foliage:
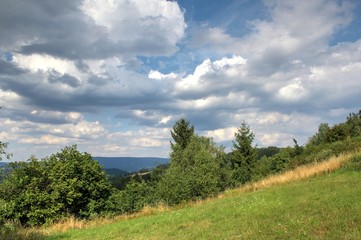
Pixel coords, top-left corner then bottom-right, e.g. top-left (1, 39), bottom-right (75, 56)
top-left (308, 123), bottom-right (331, 145)
top-left (230, 122), bottom-right (257, 184)
top-left (346, 110), bottom-right (361, 137)
top-left (170, 118), bottom-right (195, 151)
top-left (0, 141), bottom-right (12, 161)
top-left (0, 145), bottom-right (112, 226)
top-left (104, 180), bottom-right (154, 216)
top-left (308, 110), bottom-right (361, 145)
top-left (256, 146), bottom-right (281, 160)
top-left (291, 138), bottom-right (303, 157)
top-left (3, 109), bottom-right (361, 230)
top-left (158, 135), bottom-right (227, 205)
top-left (46, 159), bottom-right (361, 240)
top-left (46, 146), bottom-right (112, 218)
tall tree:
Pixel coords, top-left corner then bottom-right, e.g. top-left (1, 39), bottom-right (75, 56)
top-left (230, 122), bottom-right (257, 184)
top-left (170, 118), bottom-right (195, 151)
top-left (158, 135), bottom-right (226, 205)
top-left (308, 123), bottom-right (331, 145)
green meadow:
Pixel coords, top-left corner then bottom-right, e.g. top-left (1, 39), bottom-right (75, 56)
top-left (42, 155), bottom-right (361, 240)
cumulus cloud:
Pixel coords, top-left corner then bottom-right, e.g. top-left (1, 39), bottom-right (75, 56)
top-left (190, 0), bottom-right (353, 75)
top-left (174, 56), bottom-right (248, 98)
top-left (148, 70), bottom-right (178, 80)
top-left (81, 0), bottom-right (185, 56)
top-left (276, 80), bottom-right (309, 102)
top-left (1, 0), bottom-right (361, 160)
top-left (0, 0), bottom-right (185, 60)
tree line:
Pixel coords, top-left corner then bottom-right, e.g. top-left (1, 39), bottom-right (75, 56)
top-left (1, 110), bottom-right (361, 229)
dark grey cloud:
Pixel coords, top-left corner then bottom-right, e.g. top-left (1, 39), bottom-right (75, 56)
top-left (48, 71), bottom-right (81, 88)
top-left (1, 0), bottom-right (185, 61)
top-left (1, 108), bottom-right (81, 125)
top-left (0, 59), bottom-right (26, 75)
top-left (1, 0), bottom-right (361, 160)
top-left (0, 67), bottom-right (171, 113)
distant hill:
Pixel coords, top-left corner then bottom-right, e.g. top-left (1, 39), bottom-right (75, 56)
top-left (0, 162), bottom-right (8, 168)
top-left (104, 168), bottom-right (129, 178)
top-left (94, 157), bottom-right (169, 172)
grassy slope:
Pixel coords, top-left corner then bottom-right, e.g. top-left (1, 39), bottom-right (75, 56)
top-left (44, 154), bottom-right (361, 240)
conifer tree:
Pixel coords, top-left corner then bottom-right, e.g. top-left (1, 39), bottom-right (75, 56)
top-left (231, 121), bottom-right (257, 184)
top-left (170, 118), bottom-right (195, 150)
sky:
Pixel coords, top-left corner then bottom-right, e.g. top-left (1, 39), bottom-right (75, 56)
top-left (1, 0), bottom-right (361, 161)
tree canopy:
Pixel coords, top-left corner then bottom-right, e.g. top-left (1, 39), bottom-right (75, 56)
top-left (230, 122), bottom-right (257, 184)
top-left (0, 145), bottom-right (112, 226)
top-left (158, 135), bottom-right (227, 205)
top-left (170, 118), bottom-right (195, 150)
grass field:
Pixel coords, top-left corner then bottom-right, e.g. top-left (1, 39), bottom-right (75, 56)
top-left (6, 153), bottom-right (361, 240)
top-left (37, 154), bottom-right (361, 240)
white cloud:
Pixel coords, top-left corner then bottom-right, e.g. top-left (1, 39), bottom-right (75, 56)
top-left (204, 127), bottom-right (237, 143)
top-left (148, 70), bottom-right (177, 80)
top-left (81, 0), bottom-right (186, 56)
top-left (19, 135), bottom-right (69, 145)
top-left (159, 116), bottom-right (172, 125)
top-left (277, 80), bottom-right (308, 102)
top-left (1, 0), bottom-right (361, 160)
top-left (13, 54), bottom-right (85, 80)
top-left (259, 133), bottom-right (289, 147)
top-left (174, 55), bottom-right (248, 97)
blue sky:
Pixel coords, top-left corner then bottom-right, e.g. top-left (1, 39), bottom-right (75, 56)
top-left (1, 0), bottom-right (361, 160)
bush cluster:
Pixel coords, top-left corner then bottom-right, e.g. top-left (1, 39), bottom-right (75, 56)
top-left (1, 110), bottom-right (361, 230)
top-left (0, 146), bottom-right (112, 226)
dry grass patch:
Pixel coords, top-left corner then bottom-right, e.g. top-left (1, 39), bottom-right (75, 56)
top-left (227, 151), bottom-right (359, 196)
top-left (36, 203), bottom-right (172, 236)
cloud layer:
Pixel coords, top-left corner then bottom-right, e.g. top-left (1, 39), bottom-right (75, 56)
top-left (1, 0), bottom-right (360, 160)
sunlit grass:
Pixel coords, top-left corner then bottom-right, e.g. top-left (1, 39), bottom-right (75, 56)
top-left (45, 165), bottom-right (361, 239)
top-left (5, 150), bottom-right (360, 239)
top-left (35, 151), bottom-right (361, 240)
top-left (227, 151), bottom-right (356, 195)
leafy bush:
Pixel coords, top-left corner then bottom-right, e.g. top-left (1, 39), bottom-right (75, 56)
top-left (0, 146), bottom-right (112, 226)
top-left (104, 180), bottom-right (155, 215)
top-left (157, 136), bottom-right (226, 205)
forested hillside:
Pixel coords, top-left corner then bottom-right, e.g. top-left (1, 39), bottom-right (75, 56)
top-left (1, 110), bottom-right (361, 237)
top-left (94, 157), bottom-right (169, 172)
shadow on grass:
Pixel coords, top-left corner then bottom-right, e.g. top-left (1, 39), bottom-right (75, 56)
top-left (0, 231), bottom-right (71, 240)
top-left (0, 231), bottom-right (74, 240)
top-left (0, 231), bottom-right (46, 240)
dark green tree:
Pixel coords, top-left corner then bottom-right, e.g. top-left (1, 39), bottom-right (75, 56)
top-left (230, 122), bottom-right (257, 184)
top-left (46, 145), bottom-right (112, 218)
top-left (308, 123), bottom-right (331, 145)
top-left (291, 138), bottom-right (303, 157)
top-left (0, 156), bottom-right (61, 226)
top-left (158, 135), bottom-right (226, 205)
top-left (170, 118), bottom-right (194, 150)
top-left (104, 180), bottom-right (153, 216)
top-left (346, 110), bottom-right (361, 137)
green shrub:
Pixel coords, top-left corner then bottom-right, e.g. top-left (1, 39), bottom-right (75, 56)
top-left (157, 136), bottom-right (226, 205)
top-left (104, 180), bottom-right (155, 215)
top-left (0, 146), bottom-right (112, 226)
